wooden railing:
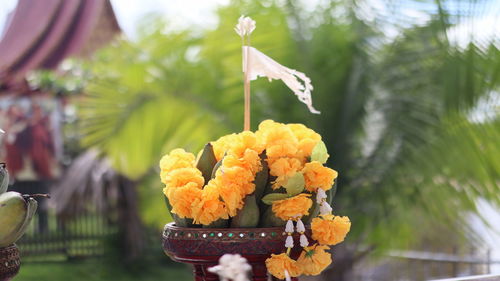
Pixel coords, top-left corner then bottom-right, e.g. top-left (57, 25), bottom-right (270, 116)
top-left (353, 248), bottom-right (500, 281)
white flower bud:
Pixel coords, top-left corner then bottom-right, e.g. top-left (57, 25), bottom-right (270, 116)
top-left (316, 188), bottom-right (327, 203)
top-left (300, 234), bottom-right (309, 247)
top-left (296, 219), bottom-right (305, 233)
top-left (285, 219), bottom-right (294, 233)
top-left (285, 235), bottom-right (294, 248)
top-left (320, 201), bottom-right (333, 215)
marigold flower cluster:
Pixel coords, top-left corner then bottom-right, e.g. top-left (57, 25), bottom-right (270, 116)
top-left (160, 119), bottom-right (351, 279)
top-left (160, 131), bottom-right (263, 225)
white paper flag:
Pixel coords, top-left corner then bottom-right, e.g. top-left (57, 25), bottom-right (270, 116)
top-left (242, 46), bottom-right (320, 114)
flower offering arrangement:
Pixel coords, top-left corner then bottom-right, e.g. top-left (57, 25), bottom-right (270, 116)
top-left (161, 16), bottom-right (351, 281)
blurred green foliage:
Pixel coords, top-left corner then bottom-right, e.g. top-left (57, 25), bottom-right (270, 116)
top-left (70, 0), bottom-right (499, 256)
top-left (15, 261), bottom-right (191, 281)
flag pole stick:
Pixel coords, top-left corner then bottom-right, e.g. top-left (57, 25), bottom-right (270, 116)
top-left (243, 35), bottom-right (251, 131)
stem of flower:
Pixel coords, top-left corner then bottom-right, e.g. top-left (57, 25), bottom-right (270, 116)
top-left (243, 35), bottom-right (251, 131)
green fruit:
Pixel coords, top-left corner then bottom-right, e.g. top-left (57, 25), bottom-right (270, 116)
top-left (0, 192), bottom-right (37, 247)
top-left (0, 163), bottom-right (9, 194)
top-left (196, 143), bottom-right (217, 185)
top-left (253, 154), bottom-right (268, 202)
top-left (231, 195), bottom-right (259, 228)
top-left (203, 218), bottom-right (228, 228)
top-left (259, 207), bottom-right (286, 228)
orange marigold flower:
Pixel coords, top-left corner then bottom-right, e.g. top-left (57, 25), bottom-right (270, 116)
top-left (265, 253), bottom-right (302, 280)
top-left (297, 138), bottom-right (320, 161)
top-left (297, 244), bottom-right (332, 276)
top-left (163, 167), bottom-right (205, 188)
top-left (272, 193), bottom-right (312, 221)
top-left (223, 150), bottom-right (262, 175)
top-left (302, 161), bottom-right (338, 192)
top-left (228, 131), bottom-right (265, 158)
top-left (219, 164), bottom-right (255, 193)
top-left (159, 149), bottom-right (196, 173)
top-left (287, 123), bottom-right (321, 142)
top-left (256, 120), bottom-right (298, 159)
top-left (168, 182), bottom-right (203, 218)
top-left (211, 133), bottom-right (239, 161)
top-left (208, 175), bottom-right (246, 217)
top-left (311, 214), bottom-right (351, 245)
top-left (288, 123), bottom-right (321, 160)
top-left (269, 157), bottom-right (303, 189)
top-left (191, 184), bottom-right (228, 225)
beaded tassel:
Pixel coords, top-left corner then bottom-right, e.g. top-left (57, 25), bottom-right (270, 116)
top-left (296, 219), bottom-right (309, 248)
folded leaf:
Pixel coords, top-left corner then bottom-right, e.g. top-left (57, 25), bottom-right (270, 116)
top-left (211, 156), bottom-right (225, 179)
top-left (284, 172), bottom-right (305, 196)
top-left (311, 141), bottom-right (329, 164)
top-left (196, 143), bottom-right (217, 184)
top-left (261, 193), bottom-right (289, 205)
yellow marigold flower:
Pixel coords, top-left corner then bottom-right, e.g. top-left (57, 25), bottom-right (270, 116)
top-left (311, 214), bottom-right (351, 245)
top-left (219, 164), bottom-right (255, 193)
top-left (297, 244), bottom-right (332, 276)
top-left (269, 157), bottom-right (303, 189)
top-left (211, 133), bottom-right (238, 161)
top-left (163, 167), bottom-right (205, 188)
top-left (272, 193), bottom-right (313, 221)
top-left (256, 120), bottom-right (298, 159)
top-left (208, 175), bottom-right (245, 217)
top-left (302, 161), bottom-right (338, 192)
top-left (192, 184), bottom-right (228, 225)
top-left (218, 185), bottom-right (245, 216)
top-left (228, 131), bottom-right (265, 159)
top-left (168, 183), bottom-right (203, 218)
top-left (265, 253), bottom-right (302, 280)
top-left (297, 138), bottom-right (320, 161)
top-left (257, 119), bottom-right (279, 132)
top-left (288, 123), bottom-right (321, 160)
top-left (159, 148), bottom-right (196, 172)
top-left (223, 150), bottom-right (262, 175)
top-left (287, 123), bottom-right (321, 142)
